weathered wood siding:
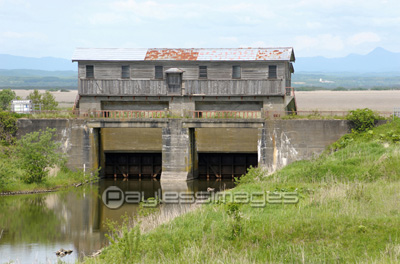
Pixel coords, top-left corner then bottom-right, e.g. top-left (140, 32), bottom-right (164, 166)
top-left (184, 80), bottom-right (283, 95)
top-left (79, 80), bottom-right (167, 95)
top-left (77, 61), bottom-right (287, 96)
top-left (77, 61), bottom-right (286, 80)
top-left (79, 79), bottom-right (284, 96)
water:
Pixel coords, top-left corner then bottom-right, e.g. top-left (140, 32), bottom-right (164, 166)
top-left (0, 179), bottom-right (235, 263)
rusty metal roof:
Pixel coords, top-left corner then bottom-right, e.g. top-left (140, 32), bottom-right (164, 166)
top-left (72, 48), bottom-right (295, 62)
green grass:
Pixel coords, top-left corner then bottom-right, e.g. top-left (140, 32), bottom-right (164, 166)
top-left (0, 144), bottom-right (91, 193)
top-left (86, 119), bottom-right (400, 263)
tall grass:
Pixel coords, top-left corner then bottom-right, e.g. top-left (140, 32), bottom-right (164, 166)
top-left (85, 119), bottom-right (400, 263)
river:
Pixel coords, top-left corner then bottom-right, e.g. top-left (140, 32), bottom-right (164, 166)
top-left (0, 178), bottom-right (235, 263)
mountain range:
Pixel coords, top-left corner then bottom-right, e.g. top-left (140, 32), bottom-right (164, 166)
top-left (0, 47), bottom-right (399, 73)
top-left (295, 47), bottom-right (400, 73)
top-left (0, 54), bottom-right (76, 71)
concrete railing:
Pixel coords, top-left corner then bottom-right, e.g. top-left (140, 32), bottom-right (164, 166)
top-left (192, 111), bottom-right (262, 119)
top-left (12, 109), bottom-right (394, 119)
top-left (83, 110), bottom-right (168, 119)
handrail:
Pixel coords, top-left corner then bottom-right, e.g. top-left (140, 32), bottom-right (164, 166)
top-left (83, 110), bottom-right (168, 119)
top-left (192, 111), bottom-right (261, 119)
top-left (10, 109), bottom-right (394, 119)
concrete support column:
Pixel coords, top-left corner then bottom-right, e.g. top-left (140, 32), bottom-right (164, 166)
top-left (161, 119), bottom-right (198, 181)
top-left (262, 97), bottom-right (286, 118)
top-left (169, 97), bottom-right (195, 117)
top-left (88, 127), bottom-right (104, 177)
top-left (79, 97), bottom-right (102, 113)
top-left (257, 127), bottom-right (268, 171)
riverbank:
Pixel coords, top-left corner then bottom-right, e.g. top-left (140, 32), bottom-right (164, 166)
top-left (0, 165), bottom-right (94, 195)
top-left (0, 178), bottom-right (95, 196)
top-left (84, 119), bottom-right (400, 263)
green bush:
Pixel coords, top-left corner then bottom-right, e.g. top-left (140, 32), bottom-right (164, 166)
top-left (346, 108), bottom-right (381, 132)
top-left (26, 89), bottom-right (58, 110)
top-left (0, 160), bottom-right (10, 189)
top-left (0, 111), bottom-right (17, 145)
top-left (16, 128), bottom-right (66, 183)
top-left (0, 89), bottom-right (16, 110)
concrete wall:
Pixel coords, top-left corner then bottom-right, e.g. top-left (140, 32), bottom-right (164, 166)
top-left (17, 118), bottom-right (353, 181)
top-left (17, 119), bottom-right (94, 171)
top-left (79, 95), bottom-right (287, 115)
top-left (196, 128), bottom-right (258, 153)
top-left (258, 120), bottom-right (350, 172)
top-left (101, 128), bottom-right (162, 152)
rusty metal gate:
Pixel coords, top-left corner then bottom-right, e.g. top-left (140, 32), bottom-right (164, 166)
top-left (198, 153), bottom-right (257, 179)
top-left (105, 153), bottom-right (162, 179)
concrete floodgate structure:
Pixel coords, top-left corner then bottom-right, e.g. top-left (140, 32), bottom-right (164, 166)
top-left (13, 48), bottom-right (350, 182)
top-left (17, 119), bottom-right (351, 182)
top-left (67, 47), bottom-right (299, 182)
top-left (14, 47), bottom-right (349, 185)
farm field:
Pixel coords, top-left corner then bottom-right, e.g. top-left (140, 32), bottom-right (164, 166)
top-left (7, 89), bottom-right (400, 112)
top-left (295, 90), bottom-right (400, 112)
top-left (12, 89), bottom-right (78, 108)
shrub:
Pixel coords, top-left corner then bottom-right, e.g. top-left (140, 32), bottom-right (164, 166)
top-left (0, 111), bottom-right (17, 145)
top-left (346, 108), bottom-right (380, 132)
top-left (0, 89), bottom-right (16, 110)
top-left (16, 128), bottom-right (66, 183)
top-left (26, 89), bottom-right (58, 110)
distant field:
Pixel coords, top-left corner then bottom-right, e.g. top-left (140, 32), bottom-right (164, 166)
top-left (296, 90), bottom-right (400, 112)
top-left (7, 89), bottom-right (400, 112)
top-left (12, 89), bottom-right (77, 109)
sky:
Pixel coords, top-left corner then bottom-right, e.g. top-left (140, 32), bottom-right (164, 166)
top-left (0, 0), bottom-right (399, 59)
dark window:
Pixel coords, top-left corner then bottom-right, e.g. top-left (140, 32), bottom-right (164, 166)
top-left (232, 65), bottom-right (241, 79)
top-left (199, 66), bottom-right (207, 79)
top-left (121, 65), bottom-right (130, 79)
top-left (86, 65), bottom-right (94, 78)
top-left (155, 66), bottom-right (163, 79)
top-left (268, 65), bottom-right (277, 79)
top-left (167, 73), bottom-right (181, 94)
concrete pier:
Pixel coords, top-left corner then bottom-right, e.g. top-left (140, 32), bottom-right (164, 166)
top-left (161, 119), bottom-right (197, 181)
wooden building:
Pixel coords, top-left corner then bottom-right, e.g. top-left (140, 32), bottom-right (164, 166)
top-left (72, 48), bottom-right (296, 116)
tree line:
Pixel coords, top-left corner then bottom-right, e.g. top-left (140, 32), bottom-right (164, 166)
top-left (0, 88), bottom-right (58, 111)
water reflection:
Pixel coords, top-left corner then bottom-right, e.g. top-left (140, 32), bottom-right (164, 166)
top-left (0, 179), bottom-right (235, 263)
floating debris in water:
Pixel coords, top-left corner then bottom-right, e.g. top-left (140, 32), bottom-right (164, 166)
top-left (55, 248), bottom-right (73, 257)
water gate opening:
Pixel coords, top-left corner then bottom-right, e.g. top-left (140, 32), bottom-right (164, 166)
top-left (198, 153), bottom-right (258, 179)
top-left (105, 153), bottom-right (162, 179)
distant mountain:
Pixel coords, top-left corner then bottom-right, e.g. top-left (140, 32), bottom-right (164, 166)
top-left (0, 69), bottom-right (76, 78)
top-left (1, 48), bottom-right (399, 73)
top-left (0, 54), bottom-right (76, 71)
top-left (295, 47), bottom-right (400, 73)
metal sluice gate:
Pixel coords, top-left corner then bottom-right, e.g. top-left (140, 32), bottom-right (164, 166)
top-left (105, 153), bottom-right (258, 179)
top-left (198, 153), bottom-right (258, 179)
top-left (105, 153), bottom-right (162, 179)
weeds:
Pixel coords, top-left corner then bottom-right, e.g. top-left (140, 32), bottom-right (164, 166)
top-left (83, 112), bottom-right (400, 263)
top-left (225, 202), bottom-right (243, 239)
top-left (104, 214), bottom-right (141, 262)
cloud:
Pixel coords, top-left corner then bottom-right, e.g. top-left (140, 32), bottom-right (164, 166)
top-left (240, 41), bottom-right (268, 48)
top-left (294, 34), bottom-right (345, 56)
top-left (0, 31), bottom-right (46, 40)
top-left (88, 12), bottom-right (134, 25)
top-left (111, 0), bottom-right (204, 20)
top-left (1, 31), bottom-right (25, 38)
top-left (219, 37), bottom-right (238, 43)
top-left (348, 32), bottom-right (381, 46)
